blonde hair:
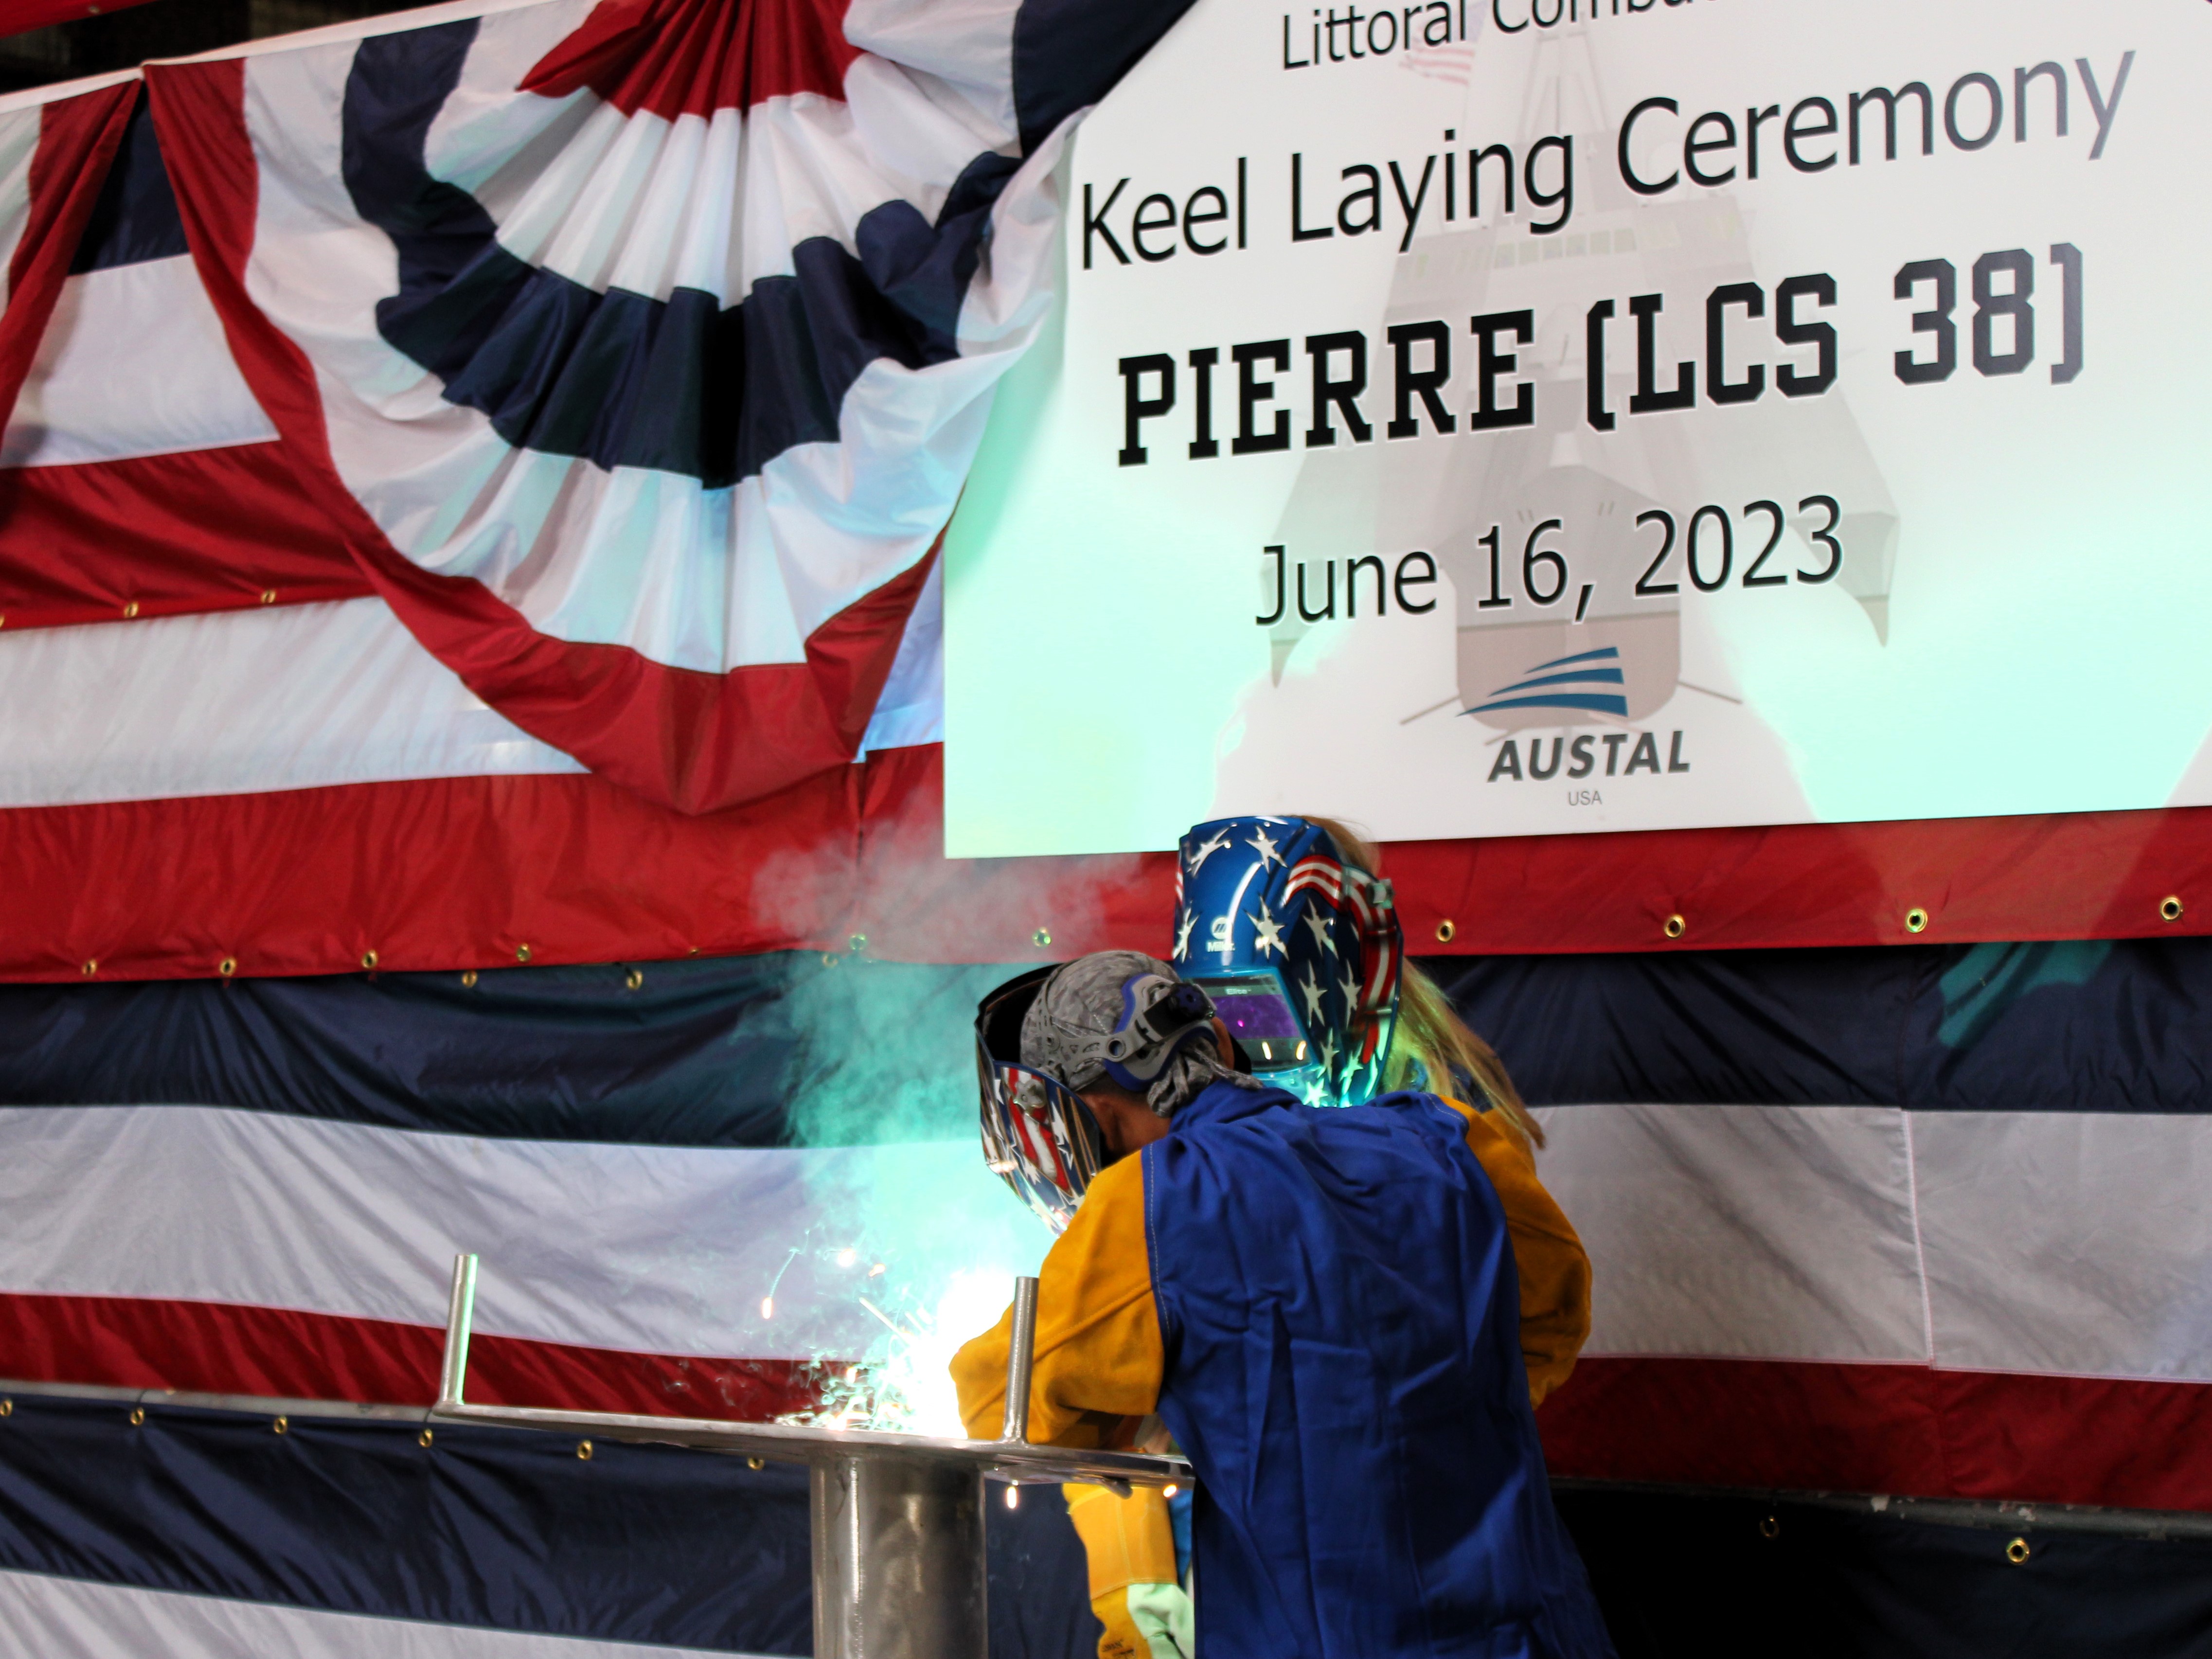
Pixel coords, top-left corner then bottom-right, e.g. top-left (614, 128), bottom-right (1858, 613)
top-left (1302, 817), bottom-right (1545, 1150)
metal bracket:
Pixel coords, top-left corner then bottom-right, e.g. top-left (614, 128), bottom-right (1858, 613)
top-left (436, 1252), bottom-right (476, 1410)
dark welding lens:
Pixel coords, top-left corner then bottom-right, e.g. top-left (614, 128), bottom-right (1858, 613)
top-left (1187, 977), bottom-right (1306, 1070)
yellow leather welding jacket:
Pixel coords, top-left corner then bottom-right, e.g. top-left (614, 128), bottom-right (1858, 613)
top-left (950, 1097), bottom-right (1591, 1445)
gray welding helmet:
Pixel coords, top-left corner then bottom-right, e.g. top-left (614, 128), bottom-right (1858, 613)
top-left (975, 960), bottom-right (1224, 1231)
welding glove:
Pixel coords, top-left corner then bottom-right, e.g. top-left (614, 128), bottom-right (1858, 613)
top-left (1063, 1483), bottom-right (1190, 1659)
top-left (1123, 1580), bottom-right (1195, 1659)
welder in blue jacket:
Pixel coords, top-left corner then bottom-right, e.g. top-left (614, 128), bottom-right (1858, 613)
top-left (954, 819), bottom-right (1614, 1659)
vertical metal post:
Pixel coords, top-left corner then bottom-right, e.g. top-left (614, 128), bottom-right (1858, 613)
top-left (1000, 1274), bottom-right (1039, 1445)
top-left (811, 1455), bottom-right (985, 1659)
top-left (437, 1254), bottom-right (477, 1409)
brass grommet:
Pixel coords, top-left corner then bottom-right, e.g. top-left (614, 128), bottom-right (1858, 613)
top-left (0, 613), bottom-right (8, 628)
top-left (1435, 919), bottom-right (1457, 944)
top-left (259, 589), bottom-right (277, 605)
top-left (515, 944), bottom-right (532, 964)
top-left (461, 970), bottom-right (477, 987)
top-left (128, 1407), bottom-right (145, 1427)
top-left (418, 1427), bottom-right (433, 1448)
top-left (361, 950), bottom-right (378, 971)
top-left (0, 1398), bottom-right (12, 1416)
top-left (81, 959), bottom-right (98, 977)
top-left (272, 1415), bottom-right (288, 1435)
top-left (624, 968), bottom-right (643, 991)
top-left (576, 1440), bottom-right (593, 1461)
top-left (2006, 1536), bottom-right (2031, 1564)
top-left (747, 1456), bottom-right (765, 1470)
top-left (1662, 914), bottom-right (1687, 940)
top-left (848, 933), bottom-right (868, 954)
top-left (1905, 908), bottom-right (1929, 934)
top-left (820, 952), bottom-right (839, 968)
top-left (218, 957), bottom-right (237, 978)
top-left (122, 600), bottom-right (140, 619)
top-left (1032, 927), bottom-right (1052, 948)
top-left (2161, 895), bottom-right (2184, 923)
top-left (1758, 1514), bottom-right (1780, 1540)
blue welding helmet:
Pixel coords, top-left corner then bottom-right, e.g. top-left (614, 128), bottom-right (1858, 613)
top-left (1171, 817), bottom-right (1403, 1106)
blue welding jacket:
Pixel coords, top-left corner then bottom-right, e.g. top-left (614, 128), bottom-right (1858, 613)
top-left (1141, 1079), bottom-right (1615, 1659)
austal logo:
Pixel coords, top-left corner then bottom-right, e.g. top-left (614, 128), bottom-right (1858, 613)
top-left (1487, 728), bottom-right (1690, 782)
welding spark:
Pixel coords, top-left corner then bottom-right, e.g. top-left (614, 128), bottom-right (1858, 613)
top-left (856, 1297), bottom-right (914, 1338)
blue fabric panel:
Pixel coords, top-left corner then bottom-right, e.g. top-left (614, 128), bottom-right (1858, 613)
top-left (0, 1392), bottom-right (814, 1652)
top-left (2, 938), bottom-right (2211, 1138)
top-left (338, 21), bottom-right (1000, 490)
top-left (0, 954), bottom-right (1019, 1147)
top-left (0, 1390), bottom-right (1097, 1657)
top-left (990, 1485), bottom-right (1105, 1659)
top-left (1142, 1079), bottom-right (1614, 1659)
top-left (1010, 0), bottom-right (1202, 156)
top-left (1428, 938), bottom-right (2212, 1111)
top-left (70, 89), bottom-right (189, 274)
top-left (6, 940), bottom-right (2212, 1141)
top-left (1555, 1486), bottom-right (2212, 1659)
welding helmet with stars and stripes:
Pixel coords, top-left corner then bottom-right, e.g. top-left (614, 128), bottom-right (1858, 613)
top-left (1170, 816), bottom-right (1403, 1106)
top-left (973, 959), bottom-right (1227, 1231)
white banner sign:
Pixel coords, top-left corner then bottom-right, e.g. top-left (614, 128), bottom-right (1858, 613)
top-left (942, 0), bottom-right (2212, 857)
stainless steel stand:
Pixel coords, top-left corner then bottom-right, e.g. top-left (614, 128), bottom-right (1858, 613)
top-left (430, 1258), bottom-right (1175, 1659)
top-left (811, 1453), bottom-right (984, 1659)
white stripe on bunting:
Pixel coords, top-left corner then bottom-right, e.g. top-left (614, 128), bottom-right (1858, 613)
top-left (1538, 1102), bottom-right (2212, 1384)
top-left (0, 1572), bottom-right (764, 1659)
top-left (0, 256), bottom-right (275, 468)
top-left (0, 1105), bottom-right (1037, 1364)
top-left (0, 599), bottom-right (581, 809)
top-left (0, 1098), bottom-right (2206, 1387)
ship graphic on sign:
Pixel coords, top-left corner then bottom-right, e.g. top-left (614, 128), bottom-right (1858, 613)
top-left (1260, 17), bottom-right (1899, 734)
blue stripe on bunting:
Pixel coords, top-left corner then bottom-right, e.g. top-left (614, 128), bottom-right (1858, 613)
top-left (339, 20), bottom-right (1011, 490)
top-left (1010, 0), bottom-right (1204, 156)
top-left (0, 955), bottom-right (1018, 1146)
top-left (70, 89), bottom-right (189, 274)
top-left (2, 1391), bottom-right (2205, 1659)
top-left (0, 1391), bottom-right (1097, 1658)
top-left (1557, 1485), bottom-right (2212, 1659)
top-left (0, 942), bottom-right (2209, 1136)
top-left (1430, 937), bottom-right (2212, 1112)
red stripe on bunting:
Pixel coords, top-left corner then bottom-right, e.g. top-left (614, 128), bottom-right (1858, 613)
top-left (10, 738), bottom-right (2212, 980)
top-left (0, 746), bottom-right (1168, 984)
top-left (144, 53), bottom-right (932, 817)
top-left (0, 442), bottom-right (369, 629)
top-left (520, 0), bottom-right (862, 117)
top-left (0, 0), bottom-right (159, 32)
top-left (1391, 806), bottom-right (2212, 953)
top-left (1537, 1355), bottom-right (2212, 1515)
top-left (12, 746), bottom-right (2212, 981)
top-left (9, 1294), bottom-right (2204, 1512)
top-left (0, 768), bottom-right (860, 984)
top-left (0, 1291), bottom-right (834, 1421)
